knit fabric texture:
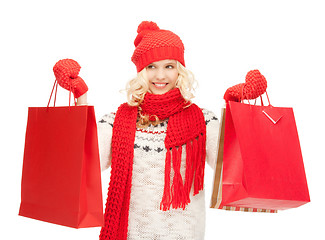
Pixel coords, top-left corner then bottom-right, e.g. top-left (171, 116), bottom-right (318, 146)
top-left (131, 21), bottom-right (185, 72)
top-left (98, 109), bottom-right (220, 240)
top-left (224, 69), bottom-right (267, 102)
top-left (53, 59), bottom-right (88, 98)
top-left (140, 89), bottom-right (207, 210)
top-left (100, 88), bottom-right (207, 240)
top-left (99, 103), bottom-right (138, 240)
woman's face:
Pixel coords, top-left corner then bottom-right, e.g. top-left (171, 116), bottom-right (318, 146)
top-left (146, 59), bottom-right (179, 95)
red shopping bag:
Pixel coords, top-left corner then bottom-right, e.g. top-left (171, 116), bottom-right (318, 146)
top-left (220, 98), bottom-right (310, 211)
top-left (210, 107), bottom-right (277, 213)
top-left (19, 80), bottom-right (103, 228)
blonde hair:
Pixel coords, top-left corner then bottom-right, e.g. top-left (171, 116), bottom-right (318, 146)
top-left (125, 61), bottom-right (197, 107)
top-left (124, 61), bottom-right (197, 128)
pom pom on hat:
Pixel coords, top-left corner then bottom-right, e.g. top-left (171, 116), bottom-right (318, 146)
top-left (137, 21), bottom-right (159, 33)
top-left (134, 21), bottom-right (160, 47)
top-left (131, 21), bottom-right (185, 72)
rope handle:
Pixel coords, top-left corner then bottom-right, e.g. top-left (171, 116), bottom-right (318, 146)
top-left (239, 83), bottom-right (272, 106)
top-left (47, 79), bottom-right (76, 109)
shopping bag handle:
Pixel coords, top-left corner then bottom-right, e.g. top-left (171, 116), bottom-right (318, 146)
top-left (251, 92), bottom-right (272, 107)
top-left (47, 79), bottom-right (76, 108)
top-left (239, 83), bottom-right (272, 107)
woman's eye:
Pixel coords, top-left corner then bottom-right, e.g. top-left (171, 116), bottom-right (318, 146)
top-left (166, 65), bottom-right (174, 69)
top-left (147, 65), bottom-right (155, 69)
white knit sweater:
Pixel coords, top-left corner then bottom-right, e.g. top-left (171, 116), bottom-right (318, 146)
top-left (98, 109), bottom-right (219, 240)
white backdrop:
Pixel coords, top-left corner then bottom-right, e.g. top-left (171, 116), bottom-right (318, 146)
top-left (1, 0), bottom-right (324, 239)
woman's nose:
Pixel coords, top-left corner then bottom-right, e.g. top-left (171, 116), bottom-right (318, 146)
top-left (156, 68), bottom-right (166, 80)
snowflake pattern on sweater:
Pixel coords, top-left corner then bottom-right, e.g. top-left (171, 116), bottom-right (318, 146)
top-left (98, 109), bottom-right (219, 240)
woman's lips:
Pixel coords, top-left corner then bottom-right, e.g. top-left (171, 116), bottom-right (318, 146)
top-left (153, 82), bottom-right (168, 89)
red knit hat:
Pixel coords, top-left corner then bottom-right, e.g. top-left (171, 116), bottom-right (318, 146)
top-left (131, 21), bottom-right (185, 72)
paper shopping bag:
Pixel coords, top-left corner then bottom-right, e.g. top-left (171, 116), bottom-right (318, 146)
top-left (210, 107), bottom-right (225, 210)
top-left (218, 101), bottom-right (310, 211)
top-left (210, 107), bottom-right (277, 213)
top-left (19, 105), bottom-right (104, 228)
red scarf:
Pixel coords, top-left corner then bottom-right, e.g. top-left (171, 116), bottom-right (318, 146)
top-left (100, 88), bottom-right (206, 240)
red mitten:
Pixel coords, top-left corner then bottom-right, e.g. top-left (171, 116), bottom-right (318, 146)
top-left (53, 59), bottom-right (88, 98)
top-left (224, 70), bottom-right (267, 102)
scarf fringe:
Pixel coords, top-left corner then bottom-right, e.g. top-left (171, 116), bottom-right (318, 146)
top-left (184, 141), bottom-right (193, 204)
top-left (194, 133), bottom-right (206, 195)
top-left (160, 148), bottom-right (172, 211)
top-left (171, 146), bottom-right (186, 209)
top-left (160, 133), bottom-right (206, 211)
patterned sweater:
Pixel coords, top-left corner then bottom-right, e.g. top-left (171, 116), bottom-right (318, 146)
top-left (98, 109), bottom-right (219, 240)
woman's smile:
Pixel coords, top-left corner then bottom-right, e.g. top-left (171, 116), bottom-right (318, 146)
top-left (146, 59), bottom-right (178, 95)
top-left (152, 82), bottom-right (169, 88)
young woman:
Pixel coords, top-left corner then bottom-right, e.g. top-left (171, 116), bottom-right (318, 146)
top-left (93, 21), bottom-right (219, 240)
top-left (54, 21), bottom-right (265, 239)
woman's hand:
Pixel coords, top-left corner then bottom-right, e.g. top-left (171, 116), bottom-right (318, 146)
top-left (223, 70), bottom-right (267, 102)
top-left (53, 59), bottom-right (88, 98)
top-left (76, 92), bottom-right (88, 106)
